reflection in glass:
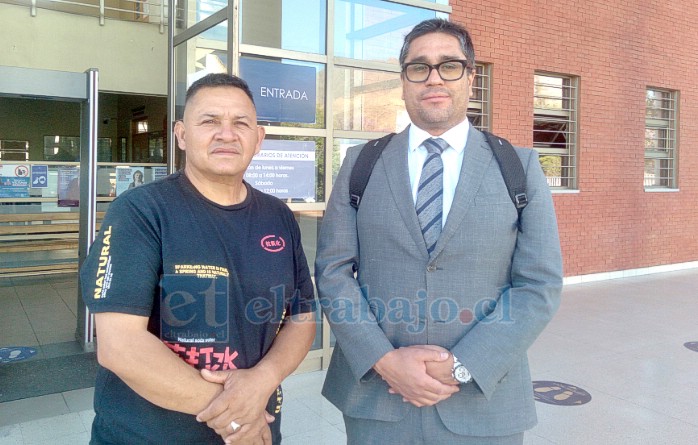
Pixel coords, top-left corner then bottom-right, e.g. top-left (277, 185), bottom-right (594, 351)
top-left (644, 100), bottom-right (675, 186)
top-left (333, 68), bottom-right (406, 133)
top-left (645, 128), bottom-right (674, 151)
top-left (335, 0), bottom-right (437, 62)
top-left (241, 0), bottom-right (326, 54)
top-left (646, 89), bottom-right (674, 120)
top-left (533, 75), bottom-right (570, 111)
top-left (293, 209), bottom-right (322, 350)
top-left (293, 210), bottom-right (321, 278)
top-left (644, 158), bottom-right (673, 187)
top-left (533, 74), bottom-right (577, 189)
top-left (174, 21), bottom-right (229, 123)
top-left (42, 136), bottom-right (113, 162)
top-left (332, 138), bottom-right (367, 185)
top-left (175, 0), bottom-right (228, 34)
top-left (538, 155), bottom-right (565, 188)
top-left (644, 88), bottom-right (676, 188)
top-left (468, 64), bottom-right (490, 131)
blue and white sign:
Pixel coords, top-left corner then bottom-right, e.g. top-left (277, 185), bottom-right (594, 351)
top-left (0, 346), bottom-right (38, 363)
top-left (240, 58), bottom-right (317, 124)
top-left (245, 140), bottom-right (316, 201)
top-left (31, 165), bottom-right (49, 188)
top-left (0, 164), bottom-right (30, 198)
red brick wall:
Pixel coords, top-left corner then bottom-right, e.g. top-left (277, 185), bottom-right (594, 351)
top-left (451, 0), bottom-right (698, 276)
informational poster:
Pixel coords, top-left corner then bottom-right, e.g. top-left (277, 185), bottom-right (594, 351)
top-left (152, 166), bottom-right (168, 182)
top-left (0, 164), bottom-right (31, 198)
top-left (57, 166), bottom-right (80, 207)
top-left (115, 166), bottom-right (146, 196)
top-left (31, 165), bottom-right (49, 189)
top-left (244, 140), bottom-right (316, 201)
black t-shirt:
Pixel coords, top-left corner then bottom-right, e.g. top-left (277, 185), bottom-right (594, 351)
top-left (80, 171), bottom-right (316, 444)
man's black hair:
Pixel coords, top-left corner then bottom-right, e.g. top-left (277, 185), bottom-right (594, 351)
top-left (185, 73), bottom-right (256, 107)
top-left (399, 18), bottom-right (476, 71)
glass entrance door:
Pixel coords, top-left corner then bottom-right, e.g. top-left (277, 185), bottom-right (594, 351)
top-left (0, 66), bottom-right (100, 403)
top-left (0, 98), bottom-right (83, 276)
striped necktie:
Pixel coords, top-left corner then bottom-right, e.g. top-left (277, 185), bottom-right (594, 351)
top-left (416, 138), bottom-right (448, 255)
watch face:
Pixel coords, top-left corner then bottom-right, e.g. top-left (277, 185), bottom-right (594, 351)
top-left (455, 366), bottom-right (471, 383)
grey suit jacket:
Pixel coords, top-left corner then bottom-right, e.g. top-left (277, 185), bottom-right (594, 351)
top-left (315, 125), bottom-right (563, 437)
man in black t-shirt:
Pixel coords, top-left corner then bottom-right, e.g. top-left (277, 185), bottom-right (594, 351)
top-left (81, 73), bottom-right (316, 445)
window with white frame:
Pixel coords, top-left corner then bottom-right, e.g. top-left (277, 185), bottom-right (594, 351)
top-left (645, 88), bottom-right (678, 188)
top-left (533, 73), bottom-right (578, 189)
top-left (468, 63), bottom-right (491, 131)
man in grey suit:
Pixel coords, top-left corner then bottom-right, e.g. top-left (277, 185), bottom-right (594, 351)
top-left (315, 18), bottom-right (563, 444)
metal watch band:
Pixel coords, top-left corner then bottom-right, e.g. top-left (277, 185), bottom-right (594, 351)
top-left (451, 354), bottom-right (472, 384)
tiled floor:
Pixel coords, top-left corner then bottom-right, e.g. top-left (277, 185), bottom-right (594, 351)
top-left (1, 269), bottom-right (698, 444)
top-left (0, 274), bottom-right (79, 352)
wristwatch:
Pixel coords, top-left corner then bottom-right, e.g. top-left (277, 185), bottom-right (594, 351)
top-left (452, 355), bottom-right (473, 384)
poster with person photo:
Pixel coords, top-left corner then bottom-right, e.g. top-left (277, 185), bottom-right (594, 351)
top-left (116, 167), bottom-right (145, 196)
top-left (115, 167), bottom-right (145, 196)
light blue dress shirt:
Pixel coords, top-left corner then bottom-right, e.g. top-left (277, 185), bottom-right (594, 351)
top-left (408, 119), bottom-right (470, 227)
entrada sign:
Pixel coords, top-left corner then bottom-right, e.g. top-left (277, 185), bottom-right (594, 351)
top-left (240, 58), bottom-right (317, 124)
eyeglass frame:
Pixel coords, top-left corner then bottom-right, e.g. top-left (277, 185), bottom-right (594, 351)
top-left (401, 59), bottom-right (473, 83)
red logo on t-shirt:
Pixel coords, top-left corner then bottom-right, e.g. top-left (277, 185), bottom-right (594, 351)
top-left (261, 235), bottom-right (286, 253)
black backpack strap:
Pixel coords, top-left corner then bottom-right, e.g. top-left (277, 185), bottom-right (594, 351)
top-left (482, 131), bottom-right (528, 231)
top-left (349, 133), bottom-right (395, 209)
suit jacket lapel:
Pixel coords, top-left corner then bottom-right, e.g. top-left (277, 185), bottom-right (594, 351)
top-left (380, 128), bottom-right (428, 255)
top-left (431, 127), bottom-right (493, 259)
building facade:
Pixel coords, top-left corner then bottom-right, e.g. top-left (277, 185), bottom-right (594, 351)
top-left (0, 0), bottom-right (696, 369)
top-left (451, 0), bottom-right (698, 278)
top-left (0, 1), bottom-right (169, 277)
top-left (171, 0), bottom-right (698, 285)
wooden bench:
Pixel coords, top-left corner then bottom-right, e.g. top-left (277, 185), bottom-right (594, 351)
top-left (0, 212), bottom-right (104, 276)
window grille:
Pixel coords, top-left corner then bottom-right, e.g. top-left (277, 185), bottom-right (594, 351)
top-left (645, 88), bottom-right (678, 188)
top-left (533, 73), bottom-right (578, 189)
top-left (468, 63), bottom-right (491, 131)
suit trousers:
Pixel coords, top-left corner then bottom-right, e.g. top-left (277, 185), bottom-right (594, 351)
top-left (344, 407), bottom-right (524, 445)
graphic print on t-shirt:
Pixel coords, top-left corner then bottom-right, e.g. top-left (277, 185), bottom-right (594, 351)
top-left (161, 264), bottom-right (237, 370)
top-left (260, 234), bottom-right (286, 252)
top-left (92, 225), bottom-right (114, 299)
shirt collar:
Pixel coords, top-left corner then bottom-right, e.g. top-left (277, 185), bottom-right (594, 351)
top-left (408, 118), bottom-right (471, 153)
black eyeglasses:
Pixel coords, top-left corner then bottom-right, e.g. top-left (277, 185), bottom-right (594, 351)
top-left (402, 59), bottom-right (470, 83)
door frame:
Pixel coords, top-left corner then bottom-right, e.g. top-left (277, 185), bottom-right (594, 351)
top-left (0, 65), bottom-right (100, 351)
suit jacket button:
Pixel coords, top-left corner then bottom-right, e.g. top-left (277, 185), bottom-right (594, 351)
top-left (427, 265), bottom-right (437, 272)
